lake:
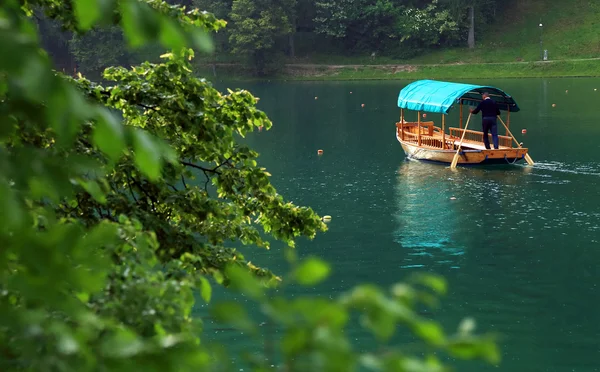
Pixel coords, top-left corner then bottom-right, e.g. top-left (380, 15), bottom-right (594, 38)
top-left (205, 78), bottom-right (600, 371)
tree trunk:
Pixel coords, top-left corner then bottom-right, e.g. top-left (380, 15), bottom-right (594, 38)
top-left (468, 5), bottom-right (475, 49)
top-left (254, 50), bottom-right (265, 77)
top-left (289, 16), bottom-right (296, 58)
top-left (289, 34), bottom-right (295, 58)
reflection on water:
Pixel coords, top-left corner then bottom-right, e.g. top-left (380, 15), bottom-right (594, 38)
top-left (394, 161), bottom-right (464, 269)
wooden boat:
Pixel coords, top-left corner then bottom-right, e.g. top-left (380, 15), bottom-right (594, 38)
top-left (396, 80), bottom-right (534, 167)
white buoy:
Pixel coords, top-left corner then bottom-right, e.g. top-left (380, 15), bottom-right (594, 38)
top-left (321, 215), bottom-right (332, 222)
top-left (450, 197), bottom-right (457, 200)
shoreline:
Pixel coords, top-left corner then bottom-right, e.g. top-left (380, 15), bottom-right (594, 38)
top-left (195, 59), bottom-right (600, 81)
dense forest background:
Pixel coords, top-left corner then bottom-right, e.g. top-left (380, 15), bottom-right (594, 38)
top-left (39, 0), bottom-right (504, 76)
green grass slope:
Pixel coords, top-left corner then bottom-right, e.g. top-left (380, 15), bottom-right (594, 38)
top-left (292, 0), bottom-right (600, 65)
top-left (407, 0), bottom-right (600, 64)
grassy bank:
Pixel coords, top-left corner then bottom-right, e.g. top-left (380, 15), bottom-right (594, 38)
top-left (194, 0), bottom-right (600, 81)
top-left (282, 0), bottom-right (600, 66)
top-left (197, 59), bottom-right (600, 81)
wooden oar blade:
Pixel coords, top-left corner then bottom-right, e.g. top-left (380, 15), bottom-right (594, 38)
top-left (525, 153), bottom-right (534, 165)
top-left (450, 113), bottom-right (472, 169)
top-left (450, 153), bottom-right (459, 168)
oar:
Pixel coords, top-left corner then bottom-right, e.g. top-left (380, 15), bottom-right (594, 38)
top-left (497, 115), bottom-right (534, 165)
top-left (450, 113), bottom-right (472, 168)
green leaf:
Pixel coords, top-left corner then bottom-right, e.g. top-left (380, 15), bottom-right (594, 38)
top-left (47, 84), bottom-right (91, 147)
top-left (18, 56), bottom-right (53, 102)
top-left (364, 312), bottom-right (396, 341)
top-left (447, 335), bottom-right (500, 364)
top-left (78, 179), bottom-right (107, 204)
top-left (294, 257), bottom-right (330, 286)
top-left (120, 0), bottom-right (159, 47)
top-left (57, 333), bottom-right (80, 355)
top-left (198, 276), bottom-right (212, 303)
top-left (190, 29), bottom-right (214, 53)
top-left (78, 221), bottom-right (119, 251)
top-left (411, 273), bottom-right (447, 295)
top-left (225, 264), bottom-right (264, 300)
top-left (458, 317), bottom-right (476, 334)
top-left (210, 301), bottom-right (256, 333)
top-left (359, 354), bottom-right (383, 371)
top-left (412, 320), bottom-right (446, 346)
top-left (281, 328), bottom-right (309, 355)
top-left (132, 129), bottom-right (162, 181)
top-left (74, 0), bottom-right (101, 30)
top-left (159, 17), bottom-right (186, 51)
top-left (93, 109), bottom-right (125, 161)
top-left (480, 338), bottom-right (501, 364)
top-left (0, 183), bottom-right (23, 230)
top-left (101, 328), bottom-right (145, 358)
top-left (158, 138), bottom-right (178, 165)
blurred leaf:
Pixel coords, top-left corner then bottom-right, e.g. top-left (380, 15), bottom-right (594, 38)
top-left (93, 109), bottom-right (125, 161)
top-left (359, 354), bottom-right (383, 371)
top-left (190, 29), bottom-right (214, 53)
top-left (399, 356), bottom-right (447, 372)
top-left (410, 273), bottom-right (447, 295)
top-left (281, 327), bottom-right (309, 355)
top-left (74, 0), bottom-right (102, 30)
top-left (294, 257), bottom-right (330, 286)
top-left (210, 301), bottom-right (256, 333)
top-left (458, 317), bottom-right (476, 334)
top-left (0, 183), bottom-right (23, 230)
top-left (363, 312), bottom-right (396, 341)
top-left (78, 179), bottom-right (107, 204)
top-left (78, 221), bottom-right (119, 251)
top-left (292, 298), bottom-right (348, 328)
top-left (480, 338), bottom-right (501, 364)
top-left (132, 129), bottom-right (162, 181)
top-left (198, 276), bottom-right (212, 303)
top-left (391, 283), bottom-right (416, 306)
top-left (57, 333), bottom-right (80, 355)
top-left (225, 264), bottom-right (264, 300)
top-left (159, 17), bottom-right (186, 51)
top-left (157, 138), bottom-right (178, 165)
top-left (101, 328), bottom-right (144, 358)
top-left (447, 335), bottom-right (500, 364)
top-left (120, 0), bottom-right (159, 47)
top-left (18, 56), bottom-right (53, 102)
top-left (412, 320), bottom-right (446, 346)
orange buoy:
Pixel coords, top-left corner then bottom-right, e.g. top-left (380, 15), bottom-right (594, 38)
top-left (317, 149), bottom-right (323, 155)
top-left (423, 113), bottom-right (427, 118)
top-left (361, 104), bottom-right (365, 108)
top-left (522, 129), bottom-right (527, 134)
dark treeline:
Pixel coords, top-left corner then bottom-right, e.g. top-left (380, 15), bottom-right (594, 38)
top-left (38, 0), bottom-right (503, 76)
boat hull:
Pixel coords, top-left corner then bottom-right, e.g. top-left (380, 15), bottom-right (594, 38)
top-left (398, 140), bottom-right (528, 165)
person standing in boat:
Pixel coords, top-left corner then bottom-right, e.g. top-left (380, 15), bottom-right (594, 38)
top-left (470, 92), bottom-right (501, 150)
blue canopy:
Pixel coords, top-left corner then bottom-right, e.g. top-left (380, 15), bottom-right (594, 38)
top-left (397, 80), bottom-right (520, 114)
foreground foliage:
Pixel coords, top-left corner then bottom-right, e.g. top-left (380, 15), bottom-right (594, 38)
top-left (1, 0), bottom-right (500, 371)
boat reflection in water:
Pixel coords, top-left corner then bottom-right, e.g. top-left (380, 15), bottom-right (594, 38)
top-left (393, 160), bottom-right (466, 270)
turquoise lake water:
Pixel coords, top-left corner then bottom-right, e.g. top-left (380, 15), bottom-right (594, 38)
top-left (202, 78), bottom-right (600, 371)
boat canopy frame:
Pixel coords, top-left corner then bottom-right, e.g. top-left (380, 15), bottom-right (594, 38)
top-left (397, 79), bottom-right (520, 114)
